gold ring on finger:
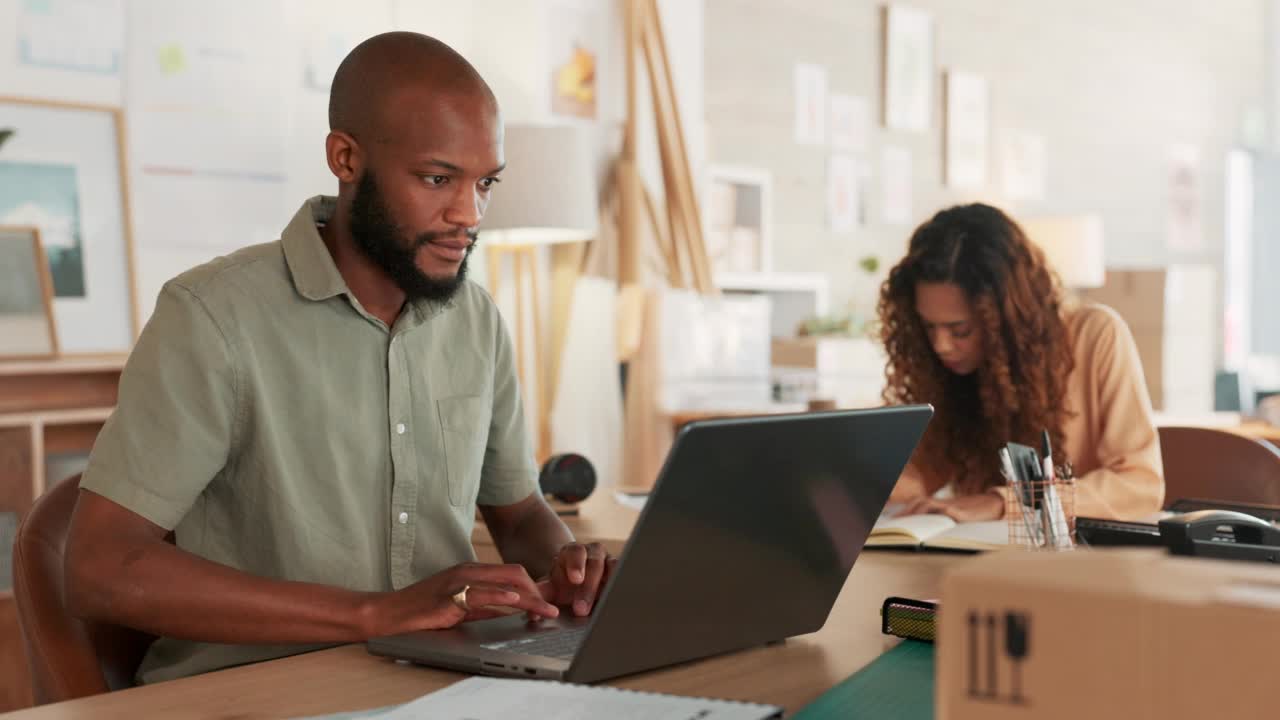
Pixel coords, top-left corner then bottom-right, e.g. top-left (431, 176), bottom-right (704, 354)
top-left (451, 585), bottom-right (471, 612)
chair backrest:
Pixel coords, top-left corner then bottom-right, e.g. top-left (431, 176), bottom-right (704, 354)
top-left (1157, 426), bottom-right (1280, 509)
top-left (12, 474), bottom-right (158, 704)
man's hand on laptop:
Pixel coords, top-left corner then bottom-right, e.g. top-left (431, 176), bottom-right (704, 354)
top-left (537, 542), bottom-right (618, 618)
top-left (366, 562), bottom-right (560, 636)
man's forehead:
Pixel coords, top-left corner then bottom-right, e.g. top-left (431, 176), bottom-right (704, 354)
top-left (372, 88), bottom-right (502, 166)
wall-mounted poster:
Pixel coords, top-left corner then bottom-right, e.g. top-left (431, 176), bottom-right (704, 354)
top-left (17, 0), bottom-right (124, 75)
top-left (1166, 143), bottom-right (1203, 253)
top-left (827, 154), bottom-right (860, 233)
top-left (829, 93), bottom-right (869, 151)
top-left (549, 3), bottom-right (600, 120)
top-left (794, 63), bottom-right (828, 145)
top-left (126, 0), bottom-right (289, 259)
top-left (881, 145), bottom-right (913, 226)
top-left (706, 166), bottom-right (772, 274)
top-left (882, 5), bottom-right (933, 132)
top-left (0, 96), bottom-right (137, 353)
top-left (944, 70), bottom-right (989, 189)
top-left (999, 130), bottom-right (1047, 202)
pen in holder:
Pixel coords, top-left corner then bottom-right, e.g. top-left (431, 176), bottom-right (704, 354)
top-left (1000, 442), bottom-right (1075, 550)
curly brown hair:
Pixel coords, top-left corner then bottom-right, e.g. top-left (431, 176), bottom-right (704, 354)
top-left (877, 204), bottom-right (1074, 495)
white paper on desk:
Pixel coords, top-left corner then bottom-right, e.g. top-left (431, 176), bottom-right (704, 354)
top-left (366, 677), bottom-right (779, 720)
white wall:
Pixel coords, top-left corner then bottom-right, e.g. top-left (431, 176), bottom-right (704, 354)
top-left (0, 0), bottom-right (705, 325)
top-left (704, 0), bottom-right (1268, 321)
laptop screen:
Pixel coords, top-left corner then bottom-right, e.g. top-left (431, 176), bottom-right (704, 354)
top-left (568, 405), bottom-right (933, 683)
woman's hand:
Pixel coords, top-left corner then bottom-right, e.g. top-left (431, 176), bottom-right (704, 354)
top-left (896, 491), bottom-right (1005, 522)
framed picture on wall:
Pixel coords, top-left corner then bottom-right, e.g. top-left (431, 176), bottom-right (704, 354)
top-left (0, 96), bottom-right (138, 354)
top-left (999, 129), bottom-right (1047, 201)
top-left (944, 70), bottom-right (990, 188)
top-left (706, 166), bottom-right (772, 276)
top-left (882, 5), bottom-right (934, 133)
top-left (0, 225), bottom-right (58, 360)
top-left (548, 2), bottom-right (600, 120)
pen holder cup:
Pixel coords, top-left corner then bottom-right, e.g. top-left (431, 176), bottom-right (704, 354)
top-left (1005, 477), bottom-right (1075, 550)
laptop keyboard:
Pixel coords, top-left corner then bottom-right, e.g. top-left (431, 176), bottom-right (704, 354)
top-left (480, 626), bottom-right (588, 660)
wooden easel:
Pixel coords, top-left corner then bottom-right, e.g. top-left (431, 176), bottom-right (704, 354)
top-left (545, 0), bottom-right (718, 491)
top-left (615, 0), bottom-right (716, 294)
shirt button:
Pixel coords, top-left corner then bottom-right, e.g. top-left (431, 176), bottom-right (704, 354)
top-left (395, 423), bottom-right (406, 435)
top-left (398, 511), bottom-right (409, 524)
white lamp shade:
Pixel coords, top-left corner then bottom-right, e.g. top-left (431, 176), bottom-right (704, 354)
top-left (481, 124), bottom-right (598, 247)
top-left (1022, 214), bottom-right (1106, 289)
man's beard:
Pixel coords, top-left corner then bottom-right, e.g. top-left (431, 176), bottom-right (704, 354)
top-left (349, 172), bottom-right (476, 304)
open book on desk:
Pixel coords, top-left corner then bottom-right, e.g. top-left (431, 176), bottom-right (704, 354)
top-left (866, 513), bottom-right (1008, 551)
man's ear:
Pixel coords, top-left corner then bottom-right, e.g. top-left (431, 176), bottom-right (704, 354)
top-left (325, 130), bottom-right (362, 183)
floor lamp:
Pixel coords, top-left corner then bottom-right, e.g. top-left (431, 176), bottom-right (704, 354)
top-left (1022, 215), bottom-right (1106, 293)
top-left (482, 124), bottom-right (598, 461)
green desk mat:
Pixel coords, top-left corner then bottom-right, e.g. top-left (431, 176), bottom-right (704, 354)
top-left (790, 640), bottom-right (934, 720)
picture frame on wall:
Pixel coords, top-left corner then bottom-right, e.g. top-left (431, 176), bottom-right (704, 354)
top-left (548, 2), bottom-right (600, 121)
top-left (0, 225), bottom-right (58, 360)
top-left (943, 70), bottom-right (990, 188)
top-left (882, 4), bottom-right (934, 133)
top-left (705, 166), bottom-right (772, 276)
top-left (0, 96), bottom-right (138, 354)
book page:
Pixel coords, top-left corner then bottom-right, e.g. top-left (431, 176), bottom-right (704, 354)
top-left (365, 677), bottom-right (779, 720)
top-left (924, 520), bottom-right (1010, 551)
top-left (867, 513), bottom-right (957, 546)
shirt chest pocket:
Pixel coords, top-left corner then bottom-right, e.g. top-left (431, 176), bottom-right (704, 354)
top-left (437, 394), bottom-right (491, 507)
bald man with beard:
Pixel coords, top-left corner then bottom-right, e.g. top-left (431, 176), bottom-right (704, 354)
top-left (64, 33), bottom-right (613, 684)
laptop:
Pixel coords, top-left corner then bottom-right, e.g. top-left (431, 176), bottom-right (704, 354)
top-left (367, 405), bottom-right (933, 683)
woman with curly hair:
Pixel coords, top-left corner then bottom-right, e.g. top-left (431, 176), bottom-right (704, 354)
top-left (878, 203), bottom-right (1163, 521)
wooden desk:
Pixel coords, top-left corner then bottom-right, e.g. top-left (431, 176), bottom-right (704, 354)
top-left (1228, 421), bottom-right (1280, 445)
top-left (2, 496), bottom-right (964, 719)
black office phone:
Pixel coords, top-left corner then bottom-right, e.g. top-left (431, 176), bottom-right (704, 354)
top-left (1158, 510), bottom-right (1280, 563)
top-left (1078, 507), bottom-right (1280, 564)
top-left (1167, 498), bottom-right (1280, 524)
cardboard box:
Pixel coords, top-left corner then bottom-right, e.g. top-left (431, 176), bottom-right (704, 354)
top-left (770, 337), bottom-right (886, 407)
top-left (771, 336), bottom-right (820, 368)
top-left (1080, 270), bottom-right (1166, 409)
top-left (938, 548), bottom-right (1280, 719)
